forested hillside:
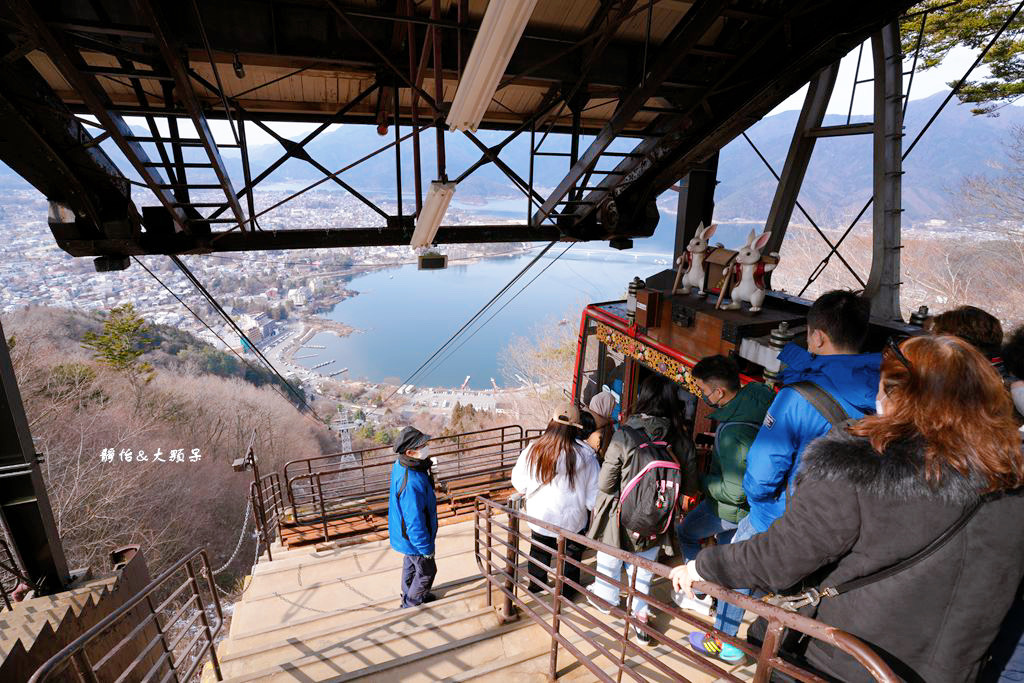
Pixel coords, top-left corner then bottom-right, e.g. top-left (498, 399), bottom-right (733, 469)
top-left (5, 305), bottom-right (331, 586)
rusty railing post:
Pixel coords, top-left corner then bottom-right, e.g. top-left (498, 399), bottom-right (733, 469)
top-left (484, 503), bottom-right (494, 607)
top-left (250, 483), bottom-right (270, 564)
top-left (145, 594), bottom-right (175, 681)
top-left (753, 619), bottom-right (786, 683)
top-left (501, 503), bottom-right (520, 622)
top-left (185, 559), bottom-right (223, 681)
top-left (616, 562), bottom-right (641, 683)
top-left (548, 534), bottom-right (567, 679)
top-left (71, 650), bottom-right (99, 683)
top-left (315, 474), bottom-right (329, 542)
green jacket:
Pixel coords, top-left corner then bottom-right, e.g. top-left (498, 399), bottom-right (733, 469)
top-left (703, 382), bottom-right (774, 523)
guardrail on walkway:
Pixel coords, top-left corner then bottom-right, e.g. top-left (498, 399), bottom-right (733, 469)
top-left (285, 425), bottom-right (526, 526)
top-left (472, 495), bottom-right (898, 683)
top-left (251, 472), bottom-right (285, 562)
top-left (28, 548), bottom-right (223, 683)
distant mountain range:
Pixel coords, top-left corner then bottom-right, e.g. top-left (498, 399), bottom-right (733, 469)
top-left (713, 91), bottom-right (1024, 227)
top-left (3, 91), bottom-right (1022, 232)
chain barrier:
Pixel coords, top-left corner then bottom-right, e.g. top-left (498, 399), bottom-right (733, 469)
top-left (213, 497), bottom-right (252, 575)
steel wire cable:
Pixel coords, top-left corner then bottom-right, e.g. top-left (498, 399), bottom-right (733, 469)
top-left (370, 239), bottom-right (558, 412)
top-left (169, 255), bottom-right (324, 420)
top-left (417, 242), bottom-right (576, 385)
top-left (131, 257), bottom-right (325, 426)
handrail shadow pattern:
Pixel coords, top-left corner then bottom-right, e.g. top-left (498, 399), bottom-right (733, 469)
top-left (472, 495), bottom-right (899, 683)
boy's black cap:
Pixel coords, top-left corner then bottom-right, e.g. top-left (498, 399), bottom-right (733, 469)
top-left (394, 426), bottom-right (432, 454)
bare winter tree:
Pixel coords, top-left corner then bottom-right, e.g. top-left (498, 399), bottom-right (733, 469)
top-left (4, 308), bottom-right (328, 582)
top-left (500, 312), bottom-right (579, 427)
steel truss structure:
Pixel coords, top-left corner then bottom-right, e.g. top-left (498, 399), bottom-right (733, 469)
top-left (0, 0), bottom-right (915, 264)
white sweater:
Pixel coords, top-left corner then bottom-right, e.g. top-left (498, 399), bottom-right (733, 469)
top-left (511, 440), bottom-right (600, 538)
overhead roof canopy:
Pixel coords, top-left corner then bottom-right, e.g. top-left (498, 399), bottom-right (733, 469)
top-left (0, 0), bottom-right (917, 261)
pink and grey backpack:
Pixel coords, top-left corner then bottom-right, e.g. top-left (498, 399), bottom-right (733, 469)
top-left (617, 426), bottom-right (682, 542)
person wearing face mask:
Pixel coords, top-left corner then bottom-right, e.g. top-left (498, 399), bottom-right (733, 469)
top-left (388, 426), bottom-right (439, 608)
top-left (673, 356), bottom-right (773, 620)
top-left (672, 335), bottom-right (1024, 683)
top-left (685, 291), bottom-right (880, 662)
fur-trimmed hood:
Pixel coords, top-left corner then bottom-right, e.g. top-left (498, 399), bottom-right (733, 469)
top-left (796, 429), bottom-right (986, 506)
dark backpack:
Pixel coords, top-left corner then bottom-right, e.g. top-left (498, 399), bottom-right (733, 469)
top-left (617, 426), bottom-right (683, 542)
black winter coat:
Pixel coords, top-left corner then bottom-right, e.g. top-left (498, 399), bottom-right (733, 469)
top-left (695, 430), bottom-right (1024, 683)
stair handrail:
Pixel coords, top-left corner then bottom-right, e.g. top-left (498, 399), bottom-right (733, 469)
top-left (28, 547), bottom-right (224, 683)
top-left (250, 472), bottom-right (284, 562)
top-left (473, 495), bottom-right (899, 683)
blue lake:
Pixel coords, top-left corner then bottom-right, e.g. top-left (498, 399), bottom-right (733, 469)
top-left (296, 222), bottom-right (762, 389)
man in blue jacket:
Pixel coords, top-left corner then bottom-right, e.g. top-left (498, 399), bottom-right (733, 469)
top-left (744, 290), bottom-right (880, 533)
top-left (694, 290), bottom-right (881, 660)
top-left (388, 426), bottom-right (438, 608)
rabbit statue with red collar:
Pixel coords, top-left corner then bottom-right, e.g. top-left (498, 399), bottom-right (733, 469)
top-left (725, 229), bottom-right (778, 313)
top-left (675, 222), bottom-right (718, 296)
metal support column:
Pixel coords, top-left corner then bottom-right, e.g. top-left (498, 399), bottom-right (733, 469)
top-left (762, 63), bottom-right (839, 256)
top-left (673, 152), bottom-right (719, 266)
top-left (864, 22), bottom-right (903, 321)
top-left (0, 319), bottom-right (70, 594)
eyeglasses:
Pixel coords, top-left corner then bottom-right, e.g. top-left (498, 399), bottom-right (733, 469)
top-left (885, 335), bottom-right (912, 371)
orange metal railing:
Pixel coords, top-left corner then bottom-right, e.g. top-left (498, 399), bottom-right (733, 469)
top-left (285, 425), bottom-right (526, 527)
top-left (29, 548), bottom-right (223, 683)
top-left (473, 495), bottom-right (899, 683)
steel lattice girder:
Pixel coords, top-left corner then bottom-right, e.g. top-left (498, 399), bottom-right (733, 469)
top-left (0, 0), bottom-right (918, 257)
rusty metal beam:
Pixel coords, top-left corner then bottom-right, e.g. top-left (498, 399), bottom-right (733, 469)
top-left (135, 0), bottom-right (248, 231)
top-left (8, 0), bottom-right (189, 232)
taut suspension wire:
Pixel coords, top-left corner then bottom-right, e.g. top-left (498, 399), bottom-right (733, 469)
top-left (371, 239), bottom-right (559, 412)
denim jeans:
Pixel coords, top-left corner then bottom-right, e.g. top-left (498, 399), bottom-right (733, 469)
top-left (591, 546), bottom-right (661, 617)
top-left (714, 514), bottom-right (758, 635)
top-left (676, 499), bottom-right (738, 562)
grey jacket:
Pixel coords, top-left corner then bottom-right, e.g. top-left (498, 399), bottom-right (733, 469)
top-left (586, 414), bottom-right (696, 554)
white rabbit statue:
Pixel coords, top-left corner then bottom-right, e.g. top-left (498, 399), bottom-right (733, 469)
top-left (725, 229), bottom-right (778, 313)
top-left (675, 222), bottom-right (717, 296)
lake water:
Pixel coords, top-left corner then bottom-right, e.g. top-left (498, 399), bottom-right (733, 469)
top-left (296, 222), bottom-right (762, 389)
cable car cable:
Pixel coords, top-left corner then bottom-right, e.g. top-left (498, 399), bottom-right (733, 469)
top-left (371, 239), bottom-right (559, 411)
top-left (131, 257), bottom-right (326, 427)
top-left (168, 255), bottom-right (325, 421)
top-left (418, 242), bottom-right (576, 384)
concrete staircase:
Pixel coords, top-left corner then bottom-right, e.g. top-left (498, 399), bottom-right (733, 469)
top-left (208, 518), bottom-right (757, 682)
top-left (0, 574), bottom-right (118, 659)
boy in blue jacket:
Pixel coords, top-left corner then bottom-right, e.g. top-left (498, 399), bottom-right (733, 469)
top-left (388, 426), bottom-right (438, 608)
top-left (691, 290), bottom-right (881, 661)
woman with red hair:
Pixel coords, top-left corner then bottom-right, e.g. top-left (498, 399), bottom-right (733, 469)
top-left (671, 334), bottom-right (1024, 682)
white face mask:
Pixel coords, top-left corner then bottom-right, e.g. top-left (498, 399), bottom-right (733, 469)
top-left (417, 445), bottom-right (431, 460)
top-left (875, 399), bottom-right (885, 416)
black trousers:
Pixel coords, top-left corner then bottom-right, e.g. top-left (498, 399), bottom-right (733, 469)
top-left (528, 530), bottom-right (586, 600)
top-left (400, 554), bottom-right (437, 608)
